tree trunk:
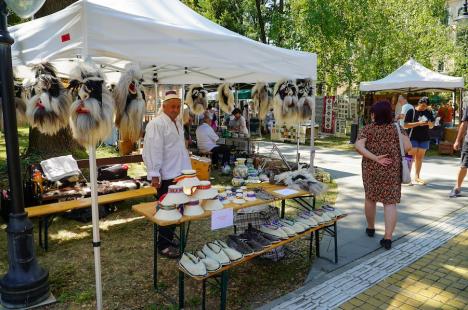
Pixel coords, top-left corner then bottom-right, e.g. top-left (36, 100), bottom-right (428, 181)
top-left (277, 0), bottom-right (284, 45)
top-left (255, 0), bottom-right (267, 43)
top-left (25, 0), bottom-right (86, 159)
top-left (26, 127), bottom-right (86, 159)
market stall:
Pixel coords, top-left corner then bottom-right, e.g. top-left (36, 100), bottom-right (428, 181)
top-left (359, 58), bottom-right (465, 124)
top-left (9, 0), bottom-right (320, 309)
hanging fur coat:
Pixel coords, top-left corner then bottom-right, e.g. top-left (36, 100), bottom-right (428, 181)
top-left (69, 62), bottom-right (115, 147)
top-left (251, 82), bottom-right (272, 120)
top-left (217, 83), bottom-right (234, 114)
top-left (185, 84), bottom-right (208, 115)
top-left (113, 64), bottom-right (145, 143)
top-left (273, 80), bottom-right (298, 125)
top-left (296, 79), bottom-right (314, 121)
top-left (25, 63), bottom-right (71, 135)
top-left (0, 83), bottom-right (27, 131)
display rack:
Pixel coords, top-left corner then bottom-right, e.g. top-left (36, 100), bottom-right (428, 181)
top-left (132, 183), bottom-right (344, 310)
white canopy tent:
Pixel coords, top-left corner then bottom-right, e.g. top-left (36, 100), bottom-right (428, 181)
top-left (359, 58), bottom-right (464, 92)
top-left (10, 0), bottom-right (316, 84)
top-left (9, 1), bottom-right (318, 309)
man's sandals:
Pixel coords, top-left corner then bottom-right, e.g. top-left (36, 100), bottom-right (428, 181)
top-left (159, 246), bottom-right (181, 259)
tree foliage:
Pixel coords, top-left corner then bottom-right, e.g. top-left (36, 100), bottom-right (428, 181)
top-left (183, 0), bottom-right (463, 93)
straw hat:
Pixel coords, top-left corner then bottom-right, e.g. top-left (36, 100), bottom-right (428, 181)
top-left (233, 198), bottom-right (246, 204)
top-left (175, 169), bottom-right (201, 195)
top-left (193, 181), bottom-right (218, 200)
top-left (184, 198), bottom-right (205, 216)
top-left (244, 191), bottom-right (257, 201)
top-left (154, 203), bottom-right (182, 221)
top-left (202, 196), bottom-right (224, 211)
top-left (162, 185), bottom-right (190, 205)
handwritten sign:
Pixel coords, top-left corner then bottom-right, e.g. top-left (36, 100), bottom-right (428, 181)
top-left (211, 208), bottom-right (233, 230)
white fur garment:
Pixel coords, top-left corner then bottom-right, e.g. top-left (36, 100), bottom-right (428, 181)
top-left (252, 82), bottom-right (272, 120)
top-left (185, 84), bottom-right (208, 115)
top-left (273, 80), bottom-right (299, 125)
top-left (217, 83), bottom-right (234, 114)
top-left (25, 63), bottom-right (71, 135)
top-left (113, 63), bottom-right (145, 143)
top-left (69, 62), bottom-right (115, 147)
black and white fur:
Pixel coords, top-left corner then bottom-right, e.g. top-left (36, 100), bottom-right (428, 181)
top-left (185, 84), bottom-right (207, 115)
top-left (275, 168), bottom-right (326, 196)
top-left (217, 83), bottom-right (234, 114)
top-left (296, 79), bottom-right (314, 121)
top-left (69, 62), bottom-right (115, 147)
top-left (113, 64), bottom-right (145, 143)
top-left (25, 63), bottom-right (71, 135)
top-left (0, 83), bottom-right (27, 131)
top-left (273, 80), bottom-right (298, 125)
top-left (252, 82), bottom-right (272, 120)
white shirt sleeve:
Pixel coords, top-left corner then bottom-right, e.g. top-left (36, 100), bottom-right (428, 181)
top-left (208, 126), bottom-right (219, 143)
top-left (142, 120), bottom-right (164, 179)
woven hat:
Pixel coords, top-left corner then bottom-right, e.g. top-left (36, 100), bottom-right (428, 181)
top-left (175, 169), bottom-right (201, 195)
top-left (193, 181), bottom-right (218, 200)
top-left (184, 198), bottom-right (204, 216)
top-left (202, 196), bottom-right (224, 211)
top-left (162, 185), bottom-right (190, 205)
top-left (154, 202), bottom-right (182, 221)
top-left (244, 191), bottom-right (257, 201)
top-left (163, 90), bottom-right (181, 103)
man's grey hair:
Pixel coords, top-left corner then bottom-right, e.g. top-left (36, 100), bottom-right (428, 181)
top-left (398, 95), bottom-right (406, 102)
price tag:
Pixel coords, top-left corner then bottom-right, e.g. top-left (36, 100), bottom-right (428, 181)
top-left (211, 208), bottom-right (233, 230)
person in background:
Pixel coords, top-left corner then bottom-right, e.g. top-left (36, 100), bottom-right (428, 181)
top-left (397, 95), bottom-right (412, 127)
top-left (143, 90), bottom-right (192, 258)
top-left (355, 100), bottom-right (411, 250)
top-left (265, 108), bottom-right (275, 134)
top-left (449, 104), bottom-right (468, 197)
top-left (438, 100), bottom-right (454, 128)
top-left (228, 108), bottom-right (249, 135)
top-left (394, 95), bottom-right (403, 122)
top-left (196, 112), bottom-right (230, 167)
top-left (404, 97), bottom-right (435, 185)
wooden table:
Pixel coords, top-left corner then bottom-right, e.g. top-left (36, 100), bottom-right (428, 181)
top-left (132, 184), bottom-right (344, 310)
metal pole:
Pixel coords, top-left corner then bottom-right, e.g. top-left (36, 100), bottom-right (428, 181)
top-left (309, 80), bottom-right (316, 174)
top-left (89, 145), bottom-right (103, 310)
top-left (0, 1), bottom-right (50, 308)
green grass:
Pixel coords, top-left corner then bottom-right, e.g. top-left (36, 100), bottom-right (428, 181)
top-left (0, 127), bottom-right (339, 309)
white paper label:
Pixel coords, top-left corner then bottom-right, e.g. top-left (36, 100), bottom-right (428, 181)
top-left (211, 208), bottom-right (234, 230)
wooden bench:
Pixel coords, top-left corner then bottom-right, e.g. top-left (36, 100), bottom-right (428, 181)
top-left (27, 155), bottom-right (156, 250)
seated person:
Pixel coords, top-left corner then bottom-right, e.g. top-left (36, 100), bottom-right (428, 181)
top-left (228, 108), bottom-right (249, 135)
top-left (196, 112), bottom-right (230, 167)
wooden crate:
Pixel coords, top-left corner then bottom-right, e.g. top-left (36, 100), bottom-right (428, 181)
top-left (438, 142), bottom-right (454, 155)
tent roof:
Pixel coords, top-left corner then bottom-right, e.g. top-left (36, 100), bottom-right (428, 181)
top-left (10, 0), bottom-right (316, 84)
top-left (359, 59), bottom-right (464, 92)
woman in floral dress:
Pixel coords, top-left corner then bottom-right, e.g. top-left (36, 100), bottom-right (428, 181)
top-left (355, 101), bottom-right (412, 250)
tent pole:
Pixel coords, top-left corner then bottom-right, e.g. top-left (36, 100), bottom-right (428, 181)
top-left (296, 121), bottom-right (300, 166)
top-left (309, 80), bottom-right (316, 174)
top-left (88, 145), bottom-right (103, 310)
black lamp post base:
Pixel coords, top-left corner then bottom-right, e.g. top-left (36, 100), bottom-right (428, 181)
top-left (0, 213), bottom-right (49, 309)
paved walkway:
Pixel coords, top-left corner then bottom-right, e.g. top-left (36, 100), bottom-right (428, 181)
top-left (256, 141), bottom-right (468, 309)
top-left (340, 230), bottom-right (468, 310)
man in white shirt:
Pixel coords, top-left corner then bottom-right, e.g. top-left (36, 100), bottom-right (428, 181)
top-left (143, 90), bottom-right (191, 258)
top-left (399, 95), bottom-right (414, 127)
top-left (228, 108), bottom-right (249, 135)
top-left (196, 112), bottom-right (230, 167)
